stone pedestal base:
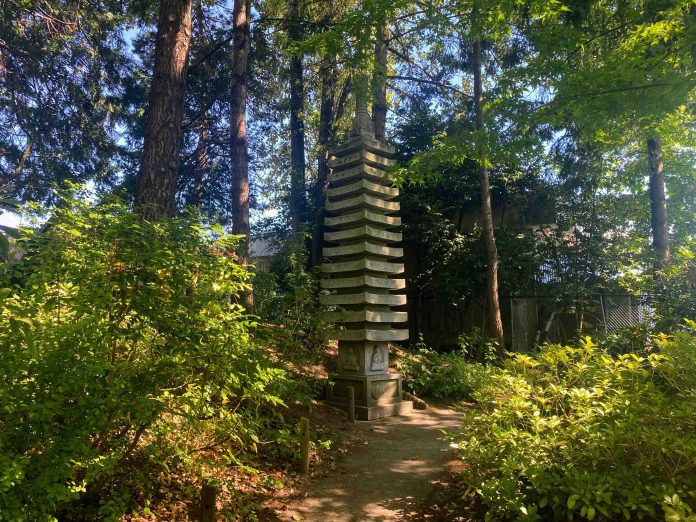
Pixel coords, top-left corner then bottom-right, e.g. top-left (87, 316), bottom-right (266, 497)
top-left (327, 373), bottom-right (413, 420)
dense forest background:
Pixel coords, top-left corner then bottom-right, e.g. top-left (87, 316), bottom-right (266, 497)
top-left (3, 0), bottom-right (694, 328)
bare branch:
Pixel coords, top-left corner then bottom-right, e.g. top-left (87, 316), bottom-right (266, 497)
top-left (388, 74), bottom-right (473, 98)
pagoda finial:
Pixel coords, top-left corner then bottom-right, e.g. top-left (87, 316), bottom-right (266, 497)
top-left (352, 74), bottom-right (374, 138)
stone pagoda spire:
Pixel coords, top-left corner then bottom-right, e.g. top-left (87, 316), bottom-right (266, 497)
top-left (352, 96), bottom-right (374, 138)
top-left (320, 92), bottom-right (412, 420)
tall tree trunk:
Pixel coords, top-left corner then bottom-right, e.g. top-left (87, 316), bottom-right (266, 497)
top-left (288, 0), bottom-right (306, 234)
top-left (14, 138), bottom-right (33, 178)
top-left (136, 0), bottom-right (193, 220)
top-left (472, 23), bottom-right (504, 345)
top-left (334, 77), bottom-right (351, 123)
top-left (192, 0), bottom-right (209, 207)
top-left (311, 56), bottom-right (337, 267)
top-left (230, 0), bottom-right (252, 307)
top-left (372, 20), bottom-right (389, 141)
top-left (193, 117), bottom-right (209, 206)
top-left (647, 134), bottom-right (670, 273)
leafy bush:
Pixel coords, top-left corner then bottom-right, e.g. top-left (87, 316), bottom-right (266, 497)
top-left (397, 339), bottom-right (496, 399)
top-left (653, 320), bottom-right (696, 397)
top-left (0, 199), bottom-right (294, 520)
top-left (596, 324), bottom-right (650, 355)
top-left (652, 245), bottom-right (696, 332)
top-left (253, 237), bottom-right (328, 361)
top-left (456, 331), bottom-right (696, 521)
top-left (458, 327), bottom-right (501, 364)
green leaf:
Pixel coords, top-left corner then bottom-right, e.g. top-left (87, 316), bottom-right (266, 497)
top-left (568, 495), bottom-right (580, 510)
top-left (0, 233), bottom-right (9, 258)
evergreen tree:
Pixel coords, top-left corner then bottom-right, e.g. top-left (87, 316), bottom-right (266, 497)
top-left (1, 0), bottom-right (131, 203)
top-left (229, 0), bottom-right (252, 294)
top-left (135, 0), bottom-right (193, 219)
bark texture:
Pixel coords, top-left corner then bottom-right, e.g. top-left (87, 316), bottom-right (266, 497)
top-left (288, 0), bottom-right (307, 234)
top-left (14, 138), bottom-right (33, 178)
top-left (136, 0), bottom-right (193, 220)
top-left (334, 77), bottom-right (351, 123)
top-left (229, 0), bottom-right (252, 307)
top-left (311, 56), bottom-right (337, 266)
top-left (372, 20), bottom-right (389, 142)
top-left (472, 36), bottom-right (504, 344)
top-left (647, 134), bottom-right (670, 272)
top-left (193, 117), bottom-right (209, 206)
top-left (192, 0), bottom-right (209, 207)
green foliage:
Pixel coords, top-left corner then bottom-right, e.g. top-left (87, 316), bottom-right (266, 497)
top-left (654, 320), bottom-right (696, 397)
top-left (0, 198), bottom-right (294, 520)
top-left (1, 0), bottom-right (131, 202)
top-left (596, 324), bottom-right (650, 355)
top-left (456, 331), bottom-right (696, 521)
top-left (397, 337), bottom-right (497, 400)
top-left (653, 246), bottom-right (696, 332)
top-left (458, 328), bottom-right (502, 365)
top-left (254, 238), bottom-right (328, 360)
top-left (251, 238), bottom-right (329, 414)
top-left (620, 242), bottom-right (696, 333)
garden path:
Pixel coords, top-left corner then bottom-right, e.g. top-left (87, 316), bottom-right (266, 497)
top-left (273, 404), bottom-right (463, 521)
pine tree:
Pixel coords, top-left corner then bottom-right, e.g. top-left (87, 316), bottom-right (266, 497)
top-left (135, 0), bottom-right (194, 220)
top-left (229, 0), bottom-right (252, 308)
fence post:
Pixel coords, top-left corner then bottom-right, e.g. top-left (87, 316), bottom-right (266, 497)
top-left (299, 416), bottom-right (310, 474)
top-left (347, 386), bottom-right (355, 423)
top-left (200, 484), bottom-right (216, 522)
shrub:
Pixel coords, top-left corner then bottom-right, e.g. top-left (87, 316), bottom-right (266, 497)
top-left (456, 331), bottom-right (696, 521)
top-left (0, 199), bottom-right (293, 520)
top-left (653, 320), bottom-right (696, 397)
top-left (253, 237), bottom-right (328, 362)
top-left (458, 327), bottom-right (500, 365)
top-left (597, 324), bottom-right (650, 355)
top-left (651, 245), bottom-right (696, 333)
top-left (397, 340), bottom-right (496, 400)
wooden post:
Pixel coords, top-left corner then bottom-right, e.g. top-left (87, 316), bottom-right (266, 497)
top-left (200, 484), bottom-right (216, 522)
top-left (347, 386), bottom-right (355, 423)
top-left (299, 416), bottom-right (310, 474)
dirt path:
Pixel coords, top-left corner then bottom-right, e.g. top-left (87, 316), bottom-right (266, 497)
top-left (274, 404), bottom-right (463, 522)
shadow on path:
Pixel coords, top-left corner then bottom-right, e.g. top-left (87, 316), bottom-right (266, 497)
top-left (276, 405), bottom-right (463, 521)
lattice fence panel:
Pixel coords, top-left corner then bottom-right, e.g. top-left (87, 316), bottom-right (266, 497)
top-left (602, 295), bottom-right (653, 333)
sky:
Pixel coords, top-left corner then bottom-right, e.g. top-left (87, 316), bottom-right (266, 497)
top-left (0, 212), bottom-right (21, 228)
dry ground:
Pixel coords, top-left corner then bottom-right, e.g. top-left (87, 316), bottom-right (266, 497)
top-left (262, 403), bottom-right (471, 522)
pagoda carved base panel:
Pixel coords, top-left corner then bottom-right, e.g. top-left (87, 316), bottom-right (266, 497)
top-left (337, 340), bottom-right (389, 374)
top-left (327, 372), bottom-right (412, 421)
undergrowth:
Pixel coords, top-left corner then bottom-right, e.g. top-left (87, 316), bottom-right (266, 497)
top-left (0, 198), bottom-right (314, 520)
top-left (397, 332), bottom-right (498, 400)
top-left (455, 324), bottom-right (696, 521)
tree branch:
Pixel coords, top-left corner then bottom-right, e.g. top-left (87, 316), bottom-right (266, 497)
top-left (188, 34), bottom-right (234, 75)
top-left (388, 74), bottom-right (472, 98)
top-left (14, 138), bottom-right (33, 178)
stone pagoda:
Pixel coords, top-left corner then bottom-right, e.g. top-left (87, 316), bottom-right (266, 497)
top-left (320, 99), bottom-right (412, 420)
